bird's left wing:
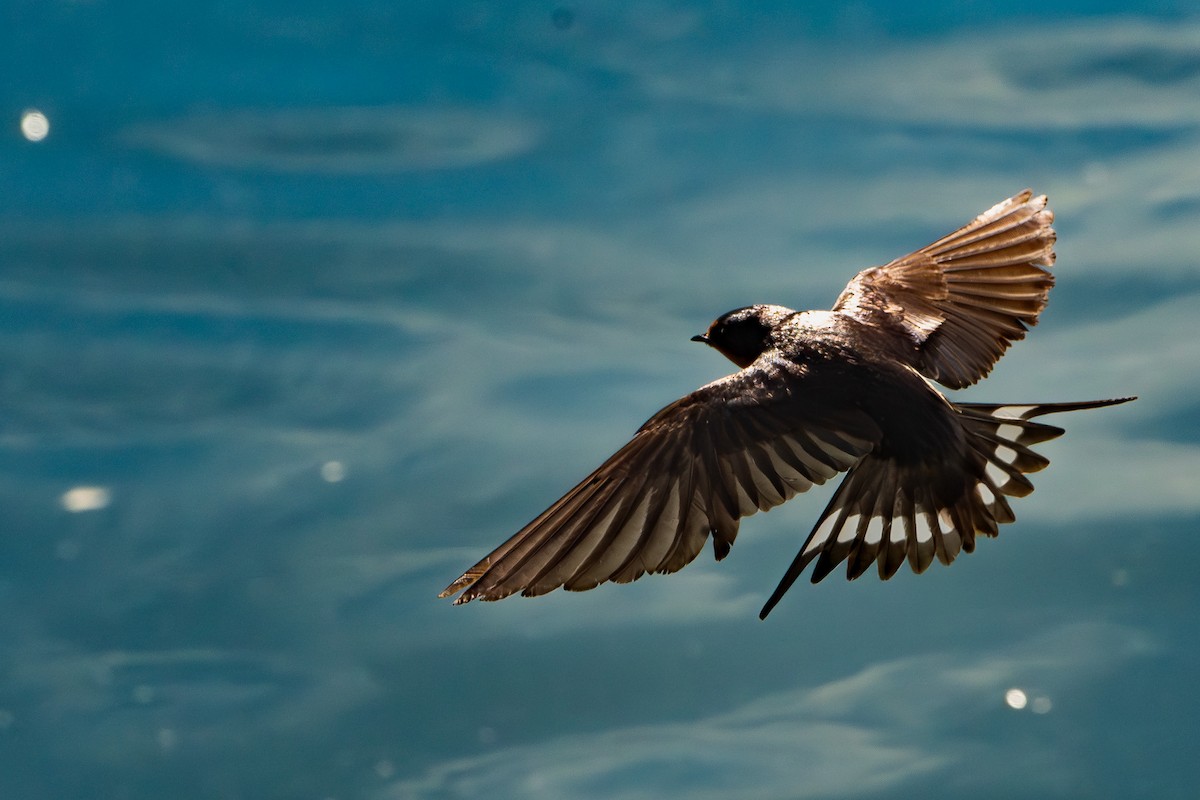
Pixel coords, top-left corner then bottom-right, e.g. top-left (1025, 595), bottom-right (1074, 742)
top-left (440, 361), bottom-right (881, 605)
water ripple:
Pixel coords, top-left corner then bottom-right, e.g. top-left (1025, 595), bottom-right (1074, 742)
top-left (123, 106), bottom-right (542, 173)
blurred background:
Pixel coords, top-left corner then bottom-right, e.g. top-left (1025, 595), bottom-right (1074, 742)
top-left (2, 2), bottom-right (1199, 798)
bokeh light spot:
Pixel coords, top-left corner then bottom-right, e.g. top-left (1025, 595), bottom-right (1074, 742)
top-left (61, 486), bottom-right (111, 513)
top-left (321, 460), bottom-right (347, 482)
top-left (1004, 688), bottom-right (1028, 710)
top-left (20, 109), bottom-right (49, 142)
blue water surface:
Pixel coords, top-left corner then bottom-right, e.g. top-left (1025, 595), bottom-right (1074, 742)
top-left (3, 2), bottom-right (1199, 798)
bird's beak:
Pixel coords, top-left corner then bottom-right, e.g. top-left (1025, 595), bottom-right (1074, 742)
top-left (691, 334), bottom-right (709, 344)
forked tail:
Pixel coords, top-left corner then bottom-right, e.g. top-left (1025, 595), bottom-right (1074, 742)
top-left (759, 397), bottom-right (1134, 619)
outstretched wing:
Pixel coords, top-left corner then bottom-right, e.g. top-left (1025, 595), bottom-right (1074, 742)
top-left (834, 189), bottom-right (1056, 389)
top-left (440, 362), bottom-right (881, 605)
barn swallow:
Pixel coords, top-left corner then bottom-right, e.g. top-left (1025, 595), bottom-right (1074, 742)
top-left (440, 190), bottom-right (1134, 619)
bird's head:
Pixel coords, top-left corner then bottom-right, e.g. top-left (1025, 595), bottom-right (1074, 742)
top-left (691, 304), bottom-right (793, 368)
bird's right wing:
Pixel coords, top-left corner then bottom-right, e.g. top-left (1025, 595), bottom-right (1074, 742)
top-left (834, 190), bottom-right (1056, 389)
top-left (440, 361), bottom-right (881, 605)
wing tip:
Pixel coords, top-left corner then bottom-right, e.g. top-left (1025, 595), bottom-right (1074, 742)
top-left (439, 563), bottom-right (491, 603)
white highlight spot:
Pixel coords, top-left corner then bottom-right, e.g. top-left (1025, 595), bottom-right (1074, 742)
top-left (1005, 688), bottom-right (1028, 709)
top-left (20, 109), bottom-right (49, 142)
top-left (60, 486), bottom-right (111, 513)
top-left (320, 460), bottom-right (347, 483)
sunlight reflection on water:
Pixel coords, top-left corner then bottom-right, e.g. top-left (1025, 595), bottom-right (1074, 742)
top-left (60, 486), bottom-right (111, 513)
top-left (20, 109), bottom-right (49, 142)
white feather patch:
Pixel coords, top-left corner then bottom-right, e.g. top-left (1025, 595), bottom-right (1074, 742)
top-left (837, 514), bottom-right (861, 544)
top-left (985, 461), bottom-right (1010, 486)
top-left (996, 423), bottom-right (1023, 441)
top-left (804, 514), bottom-right (839, 555)
top-left (864, 516), bottom-right (885, 546)
top-left (916, 509), bottom-right (935, 543)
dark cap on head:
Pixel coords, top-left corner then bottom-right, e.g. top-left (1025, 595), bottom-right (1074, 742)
top-left (694, 305), bottom-right (782, 368)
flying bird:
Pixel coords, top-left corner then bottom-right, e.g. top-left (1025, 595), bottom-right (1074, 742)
top-left (440, 190), bottom-right (1133, 619)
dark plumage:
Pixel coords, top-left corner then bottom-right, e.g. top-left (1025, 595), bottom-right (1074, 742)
top-left (440, 190), bottom-right (1134, 619)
